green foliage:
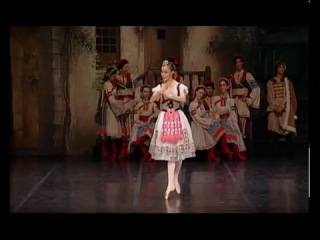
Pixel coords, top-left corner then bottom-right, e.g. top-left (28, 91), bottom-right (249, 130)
top-left (63, 26), bottom-right (102, 90)
top-left (208, 26), bottom-right (266, 57)
top-left (70, 27), bottom-right (96, 53)
top-left (92, 74), bottom-right (104, 92)
top-left (92, 63), bottom-right (117, 92)
top-left (65, 26), bottom-right (100, 66)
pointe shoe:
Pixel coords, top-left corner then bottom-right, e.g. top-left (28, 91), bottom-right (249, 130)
top-left (164, 186), bottom-right (175, 200)
top-left (174, 179), bottom-right (181, 194)
top-left (164, 191), bottom-right (170, 200)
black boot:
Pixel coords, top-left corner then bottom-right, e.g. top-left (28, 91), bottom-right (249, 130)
top-left (285, 134), bottom-right (295, 157)
top-left (271, 133), bottom-right (281, 156)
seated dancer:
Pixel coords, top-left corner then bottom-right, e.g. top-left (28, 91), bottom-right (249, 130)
top-left (189, 86), bottom-right (232, 161)
top-left (103, 65), bottom-right (135, 161)
top-left (132, 71), bottom-right (149, 102)
top-left (203, 79), bottom-right (216, 109)
top-left (212, 78), bottom-right (246, 161)
top-left (129, 85), bottom-right (160, 161)
top-left (133, 79), bottom-right (144, 102)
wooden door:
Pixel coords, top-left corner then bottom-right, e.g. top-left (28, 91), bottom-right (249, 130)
top-left (10, 27), bottom-right (41, 150)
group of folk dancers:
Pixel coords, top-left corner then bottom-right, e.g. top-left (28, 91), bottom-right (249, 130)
top-left (95, 54), bottom-right (298, 164)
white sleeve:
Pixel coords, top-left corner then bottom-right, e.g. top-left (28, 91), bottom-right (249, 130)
top-left (152, 84), bottom-right (161, 93)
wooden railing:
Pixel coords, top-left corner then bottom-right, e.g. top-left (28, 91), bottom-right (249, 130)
top-left (96, 70), bottom-right (148, 86)
top-left (96, 65), bottom-right (211, 102)
top-left (135, 71), bottom-right (148, 84)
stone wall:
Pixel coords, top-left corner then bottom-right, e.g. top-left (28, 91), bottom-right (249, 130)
top-left (67, 26), bottom-right (98, 154)
top-left (50, 26), bottom-right (98, 154)
top-left (120, 26), bottom-right (145, 78)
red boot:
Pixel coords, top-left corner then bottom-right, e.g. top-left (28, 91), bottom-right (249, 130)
top-left (110, 139), bottom-right (118, 162)
top-left (132, 135), bottom-right (149, 146)
top-left (230, 143), bottom-right (246, 161)
top-left (220, 134), bottom-right (234, 160)
top-left (101, 138), bottom-right (111, 160)
top-left (207, 147), bottom-right (219, 161)
top-left (118, 139), bottom-right (129, 160)
top-left (141, 145), bottom-right (152, 161)
top-left (119, 159), bottom-right (128, 174)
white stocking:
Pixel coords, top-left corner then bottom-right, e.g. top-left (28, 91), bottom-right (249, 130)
top-left (165, 161), bottom-right (176, 199)
top-left (174, 160), bottom-right (183, 194)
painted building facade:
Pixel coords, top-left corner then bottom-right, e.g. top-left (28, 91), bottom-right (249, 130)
top-left (11, 26), bottom-right (224, 154)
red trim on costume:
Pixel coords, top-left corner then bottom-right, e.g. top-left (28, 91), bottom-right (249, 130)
top-left (116, 96), bottom-right (134, 100)
top-left (125, 72), bottom-right (132, 81)
top-left (214, 99), bottom-right (221, 105)
top-left (116, 72), bottom-right (132, 86)
top-left (214, 97), bottom-right (227, 106)
top-left (213, 126), bottom-right (225, 139)
top-left (220, 97), bottom-right (227, 106)
top-left (220, 113), bottom-right (230, 119)
top-left (139, 115), bottom-right (150, 122)
top-left (225, 134), bottom-right (237, 141)
top-left (230, 70), bottom-right (248, 86)
top-left (146, 128), bottom-right (153, 136)
top-left (97, 127), bottom-right (106, 136)
top-left (202, 100), bottom-right (210, 111)
top-left (161, 107), bottom-right (181, 112)
top-left (239, 70), bottom-right (247, 83)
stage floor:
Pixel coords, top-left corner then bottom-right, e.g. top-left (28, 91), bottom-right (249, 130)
top-left (10, 144), bottom-right (309, 213)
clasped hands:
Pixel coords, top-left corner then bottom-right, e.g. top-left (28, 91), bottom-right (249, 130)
top-left (158, 85), bottom-right (173, 99)
top-left (273, 106), bottom-right (284, 113)
top-left (240, 96), bottom-right (247, 102)
top-left (212, 113), bottom-right (220, 121)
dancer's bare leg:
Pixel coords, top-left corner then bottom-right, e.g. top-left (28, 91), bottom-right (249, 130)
top-left (165, 161), bottom-right (176, 200)
top-left (174, 160), bottom-right (183, 194)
